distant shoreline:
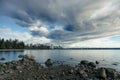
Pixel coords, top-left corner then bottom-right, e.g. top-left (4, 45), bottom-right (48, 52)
top-left (0, 49), bottom-right (25, 52)
top-left (0, 48), bottom-right (120, 51)
top-left (65, 48), bottom-right (120, 50)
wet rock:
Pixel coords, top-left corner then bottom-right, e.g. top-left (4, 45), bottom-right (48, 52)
top-left (88, 62), bottom-right (96, 68)
top-left (70, 58), bottom-right (74, 60)
top-left (98, 68), bottom-right (107, 79)
top-left (0, 58), bottom-right (5, 60)
top-left (18, 55), bottom-right (24, 58)
top-left (112, 62), bottom-right (118, 66)
top-left (95, 61), bottom-right (99, 64)
top-left (45, 59), bottom-right (53, 67)
top-left (80, 60), bottom-right (89, 65)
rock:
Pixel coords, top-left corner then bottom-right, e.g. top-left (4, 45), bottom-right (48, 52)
top-left (25, 54), bottom-right (35, 60)
top-left (49, 75), bottom-right (55, 79)
top-left (82, 73), bottom-right (88, 78)
top-left (88, 62), bottom-right (96, 68)
top-left (0, 57), bottom-right (5, 60)
top-left (19, 70), bottom-right (22, 73)
top-left (79, 70), bottom-right (88, 78)
top-left (61, 72), bottom-right (66, 76)
top-left (1, 63), bottom-right (7, 68)
top-left (80, 70), bottom-right (85, 75)
top-left (68, 69), bottom-right (74, 74)
top-left (15, 66), bottom-right (22, 70)
top-left (98, 68), bottom-right (107, 79)
top-left (106, 68), bottom-right (117, 79)
top-left (23, 54), bottom-right (35, 61)
top-left (80, 60), bottom-right (89, 65)
top-left (18, 55), bottom-right (24, 58)
top-left (96, 61), bottom-right (99, 64)
top-left (112, 62), bottom-right (118, 66)
top-left (0, 58), bottom-right (120, 80)
top-left (45, 59), bottom-right (53, 67)
top-left (70, 58), bottom-right (74, 60)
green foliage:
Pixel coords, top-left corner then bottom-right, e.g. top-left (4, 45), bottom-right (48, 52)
top-left (0, 38), bottom-right (62, 49)
top-left (0, 38), bottom-right (25, 49)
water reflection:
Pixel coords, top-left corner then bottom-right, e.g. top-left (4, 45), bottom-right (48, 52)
top-left (0, 50), bottom-right (24, 62)
top-left (24, 50), bottom-right (120, 71)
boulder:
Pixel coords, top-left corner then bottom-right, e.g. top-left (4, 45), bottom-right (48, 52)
top-left (106, 68), bottom-right (117, 79)
top-left (79, 70), bottom-right (88, 78)
top-left (80, 60), bottom-right (89, 65)
top-left (96, 61), bottom-right (99, 64)
top-left (45, 59), bottom-right (53, 67)
top-left (18, 55), bottom-right (24, 58)
top-left (68, 69), bottom-right (74, 74)
top-left (0, 57), bottom-right (5, 60)
top-left (88, 62), bottom-right (96, 68)
top-left (112, 62), bottom-right (118, 66)
top-left (98, 68), bottom-right (107, 79)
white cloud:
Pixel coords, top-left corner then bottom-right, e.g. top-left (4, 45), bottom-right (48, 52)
top-left (0, 0), bottom-right (120, 45)
top-left (30, 26), bottom-right (49, 35)
top-left (90, 1), bottom-right (119, 20)
top-left (0, 26), bottom-right (32, 41)
top-left (0, 26), bottom-right (52, 44)
top-left (26, 36), bottom-right (51, 44)
top-left (68, 36), bottom-right (120, 48)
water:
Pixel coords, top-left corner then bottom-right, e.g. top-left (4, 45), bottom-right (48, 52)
top-left (0, 50), bottom-right (120, 71)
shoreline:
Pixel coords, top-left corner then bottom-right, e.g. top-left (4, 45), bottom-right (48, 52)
top-left (1, 48), bottom-right (120, 52)
top-left (0, 55), bottom-right (120, 80)
top-left (0, 49), bottom-right (25, 52)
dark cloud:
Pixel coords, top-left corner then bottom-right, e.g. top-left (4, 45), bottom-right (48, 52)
top-left (0, 0), bottom-right (120, 43)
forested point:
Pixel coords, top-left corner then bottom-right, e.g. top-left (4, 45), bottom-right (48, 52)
top-left (0, 38), bottom-right (62, 49)
top-left (0, 38), bottom-right (25, 49)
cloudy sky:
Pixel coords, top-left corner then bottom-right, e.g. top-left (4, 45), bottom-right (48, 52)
top-left (0, 0), bottom-right (120, 48)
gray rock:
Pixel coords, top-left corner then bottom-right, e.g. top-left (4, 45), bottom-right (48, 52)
top-left (68, 69), bottom-right (74, 74)
top-left (98, 68), bottom-right (107, 79)
top-left (80, 70), bottom-right (85, 75)
top-left (79, 70), bottom-right (88, 78)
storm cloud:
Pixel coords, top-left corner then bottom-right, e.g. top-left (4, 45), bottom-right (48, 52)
top-left (0, 0), bottom-right (120, 43)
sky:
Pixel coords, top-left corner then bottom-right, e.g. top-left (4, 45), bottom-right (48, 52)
top-left (0, 0), bottom-right (120, 48)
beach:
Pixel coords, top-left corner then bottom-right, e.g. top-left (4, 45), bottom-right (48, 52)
top-left (0, 54), bottom-right (120, 80)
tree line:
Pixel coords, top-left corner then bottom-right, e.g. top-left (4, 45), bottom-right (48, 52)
top-left (0, 38), bottom-right (62, 49)
top-left (0, 38), bottom-right (25, 49)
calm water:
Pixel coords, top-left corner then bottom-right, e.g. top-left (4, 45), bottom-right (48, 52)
top-left (0, 50), bottom-right (120, 71)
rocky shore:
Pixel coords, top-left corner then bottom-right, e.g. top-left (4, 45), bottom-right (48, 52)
top-left (0, 55), bottom-right (120, 80)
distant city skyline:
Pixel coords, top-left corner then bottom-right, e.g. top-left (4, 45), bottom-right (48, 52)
top-left (0, 0), bottom-right (120, 48)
